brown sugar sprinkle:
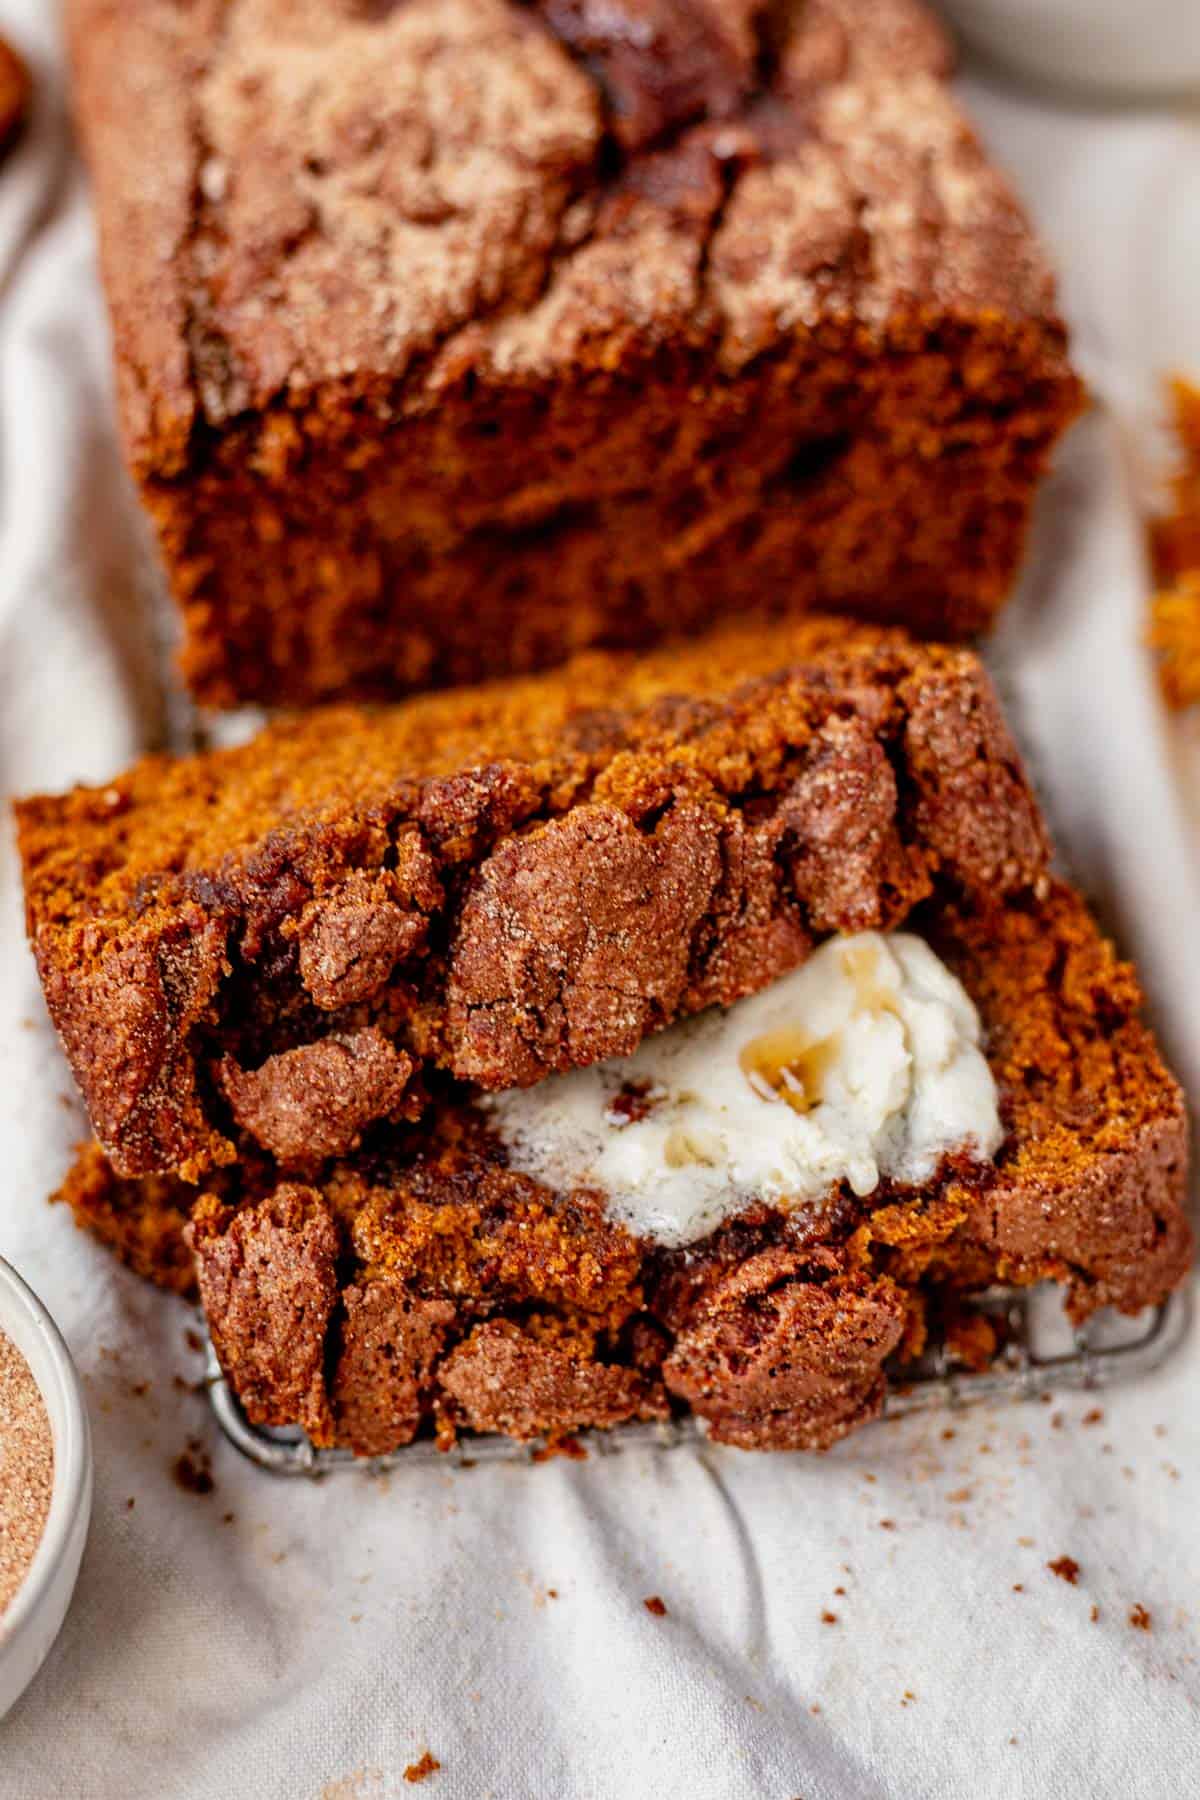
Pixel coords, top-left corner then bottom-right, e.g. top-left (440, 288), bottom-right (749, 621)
top-left (1129, 1604), bottom-right (1152, 1632)
top-left (0, 1328), bottom-right (55, 1616)
top-left (1047, 1556), bottom-right (1080, 1585)
top-left (171, 1438), bottom-right (215, 1496)
top-left (605, 1081), bottom-right (659, 1127)
top-left (403, 1752), bottom-right (441, 1785)
top-left (1081, 1407), bottom-right (1104, 1427)
top-left (1149, 377), bottom-right (1200, 707)
top-left (643, 1595), bottom-right (667, 1617)
top-left (820, 1611), bottom-right (839, 1625)
top-left (531, 1437), bottom-right (587, 1464)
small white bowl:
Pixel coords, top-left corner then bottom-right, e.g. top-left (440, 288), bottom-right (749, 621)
top-left (942, 0), bottom-right (1200, 99)
top-left (0, 1257), bottom-right (93, 1719)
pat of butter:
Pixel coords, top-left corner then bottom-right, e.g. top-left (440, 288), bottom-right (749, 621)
top-left (484, 932), bottom-right (1002, 1247)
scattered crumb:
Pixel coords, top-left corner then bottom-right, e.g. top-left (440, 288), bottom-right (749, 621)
top-left (546, 1588), bottom-right (558, 1600)
top-left (878, 1519), bottom-right (896, 1531)
top-left (1090, 1605), bottom-right (1100, 1624)
top-left (1154, 1424), bottom-right (1167, 1439)
top-left (941, 1428), bottom-right (956, 1442)
top-left (1012, 1584), bottom-right (1024, 1594)
top-left (643, 1596), bottom-right (667, 1617)
top-left (403, 1752), bottom-right (441, 1785)
top-left (532, 1437), bottom-right (586, 1464)
top-left (184, 1327), bottom-right (204, 1354)
top-left (1129, 1604), bottom-right (1152, 1632)
top-left (222, 1511), bottom-right (235, 1525)
top-left (1047, 1556), bottom-right (1080, 1586)
top-left (1017, 1536), bottom-right (1035, 1549)
top-left (900, 1690), bottom-right (916, 1708)
top-left (745, 1696), bottom-right (763, 1712)
top-left (810, 1704), bottom-right (821, 1716)
top-left (125, 1496), bottom-right (135, 1511)
top-left (1050, 1412), bottom-right (1064, 1430)
top-left (946, 1487), bottom-right (972, 1504)
top-left (833, 1586), bottom-right (846, 1597)
top-left (1149, 379), bottom-right (1200, 706)
top-left (171, 1440), bottom-right (215, 1497)
top-left (1081, 1407), bottom-right (1104, 1427)
top-left (820, 1611), bottom-right (838, 1625)
top-left (129, 1381), bottom-right (149, 1399)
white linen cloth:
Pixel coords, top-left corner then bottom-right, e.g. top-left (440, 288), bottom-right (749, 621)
top-left (1, 7), bottom-right (1199, 1794)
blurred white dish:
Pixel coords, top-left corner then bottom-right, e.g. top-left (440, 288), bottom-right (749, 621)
top-left (942, 0), bottom-right (1200, 98)
top-left (0, 1257), bottom-right (92, 1720)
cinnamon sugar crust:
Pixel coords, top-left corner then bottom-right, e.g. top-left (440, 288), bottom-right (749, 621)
top-left (67, 0), bottom-right (1082, 705)
top-left (56, 884), bottom-right (1192, 1456)
top-left (18, 619), bottom-right (1048, 1179)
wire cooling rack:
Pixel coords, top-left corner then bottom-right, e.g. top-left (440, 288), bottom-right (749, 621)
top-left (204, 1283), bottom-right (1190, 1477)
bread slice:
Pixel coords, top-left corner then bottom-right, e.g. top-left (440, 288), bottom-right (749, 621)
top-left (56, 882), bottom-right (1190, 1455)
top-left (18, 617), bottom-right (1048, 1180)
top-left (64, 0), bottom-right (1080, 707)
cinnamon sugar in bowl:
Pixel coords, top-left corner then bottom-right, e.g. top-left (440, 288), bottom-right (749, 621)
top-left (0, 1258), bottom-right (92, 1718)
top-left (0, 1327), bottom-right (54, 1615)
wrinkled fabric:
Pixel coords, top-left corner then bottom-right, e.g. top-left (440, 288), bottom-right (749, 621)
top-left (0, 8), bottom-right (1198, 1795)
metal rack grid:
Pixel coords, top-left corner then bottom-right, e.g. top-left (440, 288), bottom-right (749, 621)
top-left (205, 1283), bottom-right (1191, 1477)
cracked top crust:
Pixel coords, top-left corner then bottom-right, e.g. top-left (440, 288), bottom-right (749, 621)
top-left (67, 0), bottom-right (1066, 475)
top-left (60, 881), bottom-right (1193, 1455)
top-left (18, 616), bottom-right (1050, 1179)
